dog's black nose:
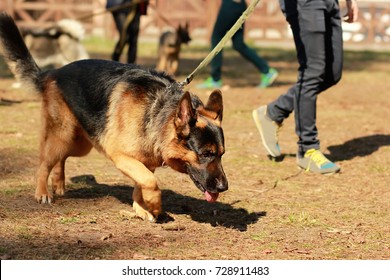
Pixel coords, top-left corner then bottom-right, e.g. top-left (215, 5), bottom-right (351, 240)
top-left (216, 178), bottom-right (228, 192)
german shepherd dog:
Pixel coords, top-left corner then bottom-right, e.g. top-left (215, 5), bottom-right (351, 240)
top-left (0, 13), bottom-right (228, 222)
top-left (156, 23), bottom-right (191, 75)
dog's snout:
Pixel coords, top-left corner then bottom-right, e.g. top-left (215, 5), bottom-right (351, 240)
top-left (216, 177), bottom-right (228, 192)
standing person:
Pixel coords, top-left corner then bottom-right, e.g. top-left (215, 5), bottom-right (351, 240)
top-left (106, 0), bottom-right (148, 63)
top-left (252, 0), bottom-right (359, 174)
top-left (197, 0), bottom-right (278, 89)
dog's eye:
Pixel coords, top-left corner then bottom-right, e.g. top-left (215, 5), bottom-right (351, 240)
top-left (201, 151), bottom-right (215, 158)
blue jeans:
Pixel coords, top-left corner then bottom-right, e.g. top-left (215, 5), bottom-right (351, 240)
top-left (267, 0), bottom-right (343, 156)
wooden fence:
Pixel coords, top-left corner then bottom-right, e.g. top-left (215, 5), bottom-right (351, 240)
top-left (1, 0), bottom-right (389, 48)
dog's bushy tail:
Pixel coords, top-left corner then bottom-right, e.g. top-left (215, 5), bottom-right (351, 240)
top-left (0, 12), bottom-right (42, 93)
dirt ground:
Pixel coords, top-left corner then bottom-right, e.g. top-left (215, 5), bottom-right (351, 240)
top-left (0, 46), bottom-right (389, 260)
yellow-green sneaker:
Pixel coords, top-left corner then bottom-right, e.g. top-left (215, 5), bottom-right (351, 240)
top-left (259, 68), bottom-right (278, 88)
top-left (197, 77), bottom-right (222, 89)
top-left (297, 149), bottom-right (340, 174)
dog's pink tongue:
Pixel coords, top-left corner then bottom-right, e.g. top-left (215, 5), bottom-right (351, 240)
top-left (205, 191), bottom-right (219, 203)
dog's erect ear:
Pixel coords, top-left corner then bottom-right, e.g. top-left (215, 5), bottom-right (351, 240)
top-left (205, 89), bottom-right (223, 122)
top-left (175, 91), bottom-right (196, 137)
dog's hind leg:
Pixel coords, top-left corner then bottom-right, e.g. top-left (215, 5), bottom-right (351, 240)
top-left (36, 89), bottom-right (93, 203)
top-left (50, 131), bottom-right (93, 197)
top-left (36, 122), bottom-right (76, 203)
top-left (36, 140), bottom-right (62, 204)
top-left (111, 154), bottom-right (162, 222)
top-left (37, 133), bottom-right (93, 203)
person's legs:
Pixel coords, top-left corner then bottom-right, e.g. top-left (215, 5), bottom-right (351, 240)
top-left (254, 0), bottom-right (341, 173)
top-left (210, 0), bottom-right (242, 81)
top-left (126, 12), bottom-right (140, 64)
top-left (231, 28), bottom-right (270, 74)
top-left (198, 0), bottom-right (242, 88)
top-left (111, 12), bottom-right (126, 61)
top-left (231, 26), bottom-right (278, 88)
top-left (268, 8), bottom-right (329, 156)
top-left (321, 0), bottom-right (343, 92)
top-left (210, 29), bottom-right (223, 82)
top-left (294, 3), bottom-right (344, 157)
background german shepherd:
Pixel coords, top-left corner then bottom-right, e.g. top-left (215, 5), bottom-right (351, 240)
top-left (0, 13), bottom-right (227, 222)
top-left (156, 23), bottom-right (191, 75)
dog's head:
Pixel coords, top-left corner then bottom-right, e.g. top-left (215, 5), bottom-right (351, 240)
top-left (177, 23), bottom-right (191, 45)
top-left (164, 89), bottom-right (228, 203)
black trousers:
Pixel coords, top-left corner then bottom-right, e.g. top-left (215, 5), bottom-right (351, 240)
top-left (267, 0), bottom-right (343, 156)
top-left (111, 11), bottom-right (140, 64)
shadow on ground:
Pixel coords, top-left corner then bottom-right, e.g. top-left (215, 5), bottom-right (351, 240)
top-left (67, 175), bottom-right (265, 232)
top-left (327, 134), bottom-right (390, 161)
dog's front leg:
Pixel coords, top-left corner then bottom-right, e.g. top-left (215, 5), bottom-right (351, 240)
top-left (111, 154), bottom-right (162, 222)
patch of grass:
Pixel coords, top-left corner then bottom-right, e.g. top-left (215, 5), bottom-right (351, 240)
top-left (369, 164), bottom-right (389, 174)
top-left (284, 211), bottom-right (320, 228)
top-left (16, 226), bottom-right (33, 240)
top-left (59, 217), bottom-right (79, 224)
top-left (83, 36), bottom-right (115, 54)
top-left (251, 231), bottom-right (269, 242)
top-left (0, 187), bottom-right (25, 196)
top-left (26, 103), bottom-right (40, 109)
top-left (84, 36), bottom-right (160, 57)
top-left (266, 242), bottom-right (280, 251)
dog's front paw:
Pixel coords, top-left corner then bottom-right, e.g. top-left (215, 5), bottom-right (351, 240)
top-left (35, 193), bottom-right (52, 204)
top-left (132, 201), bottom-right (157, 222)
top-left (132, 186), bottom-right (161, 222)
